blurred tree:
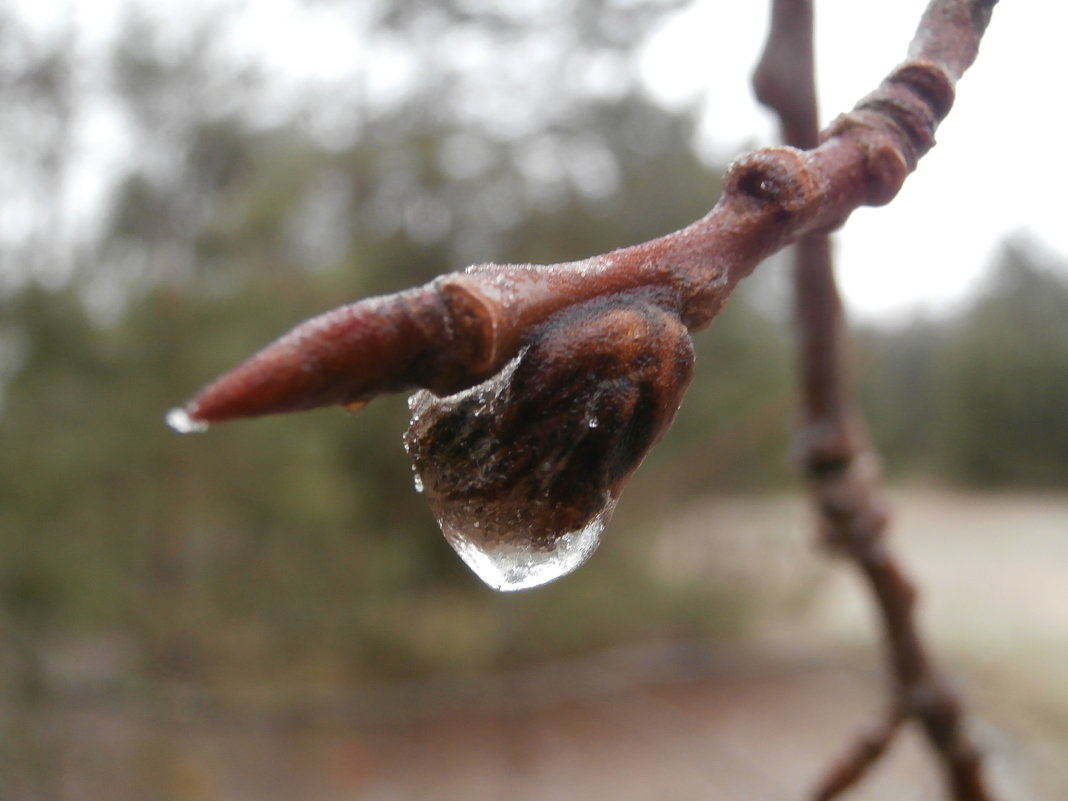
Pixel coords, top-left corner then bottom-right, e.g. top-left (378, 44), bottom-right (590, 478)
top-left (1, 0), bottom-right (1061, 701)
top-left (2, 0), bottom-right (779, 686)
top-left (936, 238), bottom-right (1068, 486)
top-left (855, 315), bottom-right (944, 477)
top-left (854, 239), bottom-right (1068, 486)
top-left (0, 8), bottom-right (77, 287)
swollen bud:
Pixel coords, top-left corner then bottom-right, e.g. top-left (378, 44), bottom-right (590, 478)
top-left (404, 296), bottom-right (694, 591)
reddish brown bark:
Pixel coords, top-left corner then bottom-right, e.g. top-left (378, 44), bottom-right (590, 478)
top-left (174, 2), bottom-right (996, 431)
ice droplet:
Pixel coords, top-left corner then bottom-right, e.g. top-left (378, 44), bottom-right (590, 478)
top-left (439, 499), bottom-right (616, 592)
top-left (165, 407), bottom-right (209, 434)
top-left (403, 346), bottom-right (624, 592)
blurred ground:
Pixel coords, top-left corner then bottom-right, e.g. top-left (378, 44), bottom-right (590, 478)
top-left (7, 488), bottom-right (1068, 801)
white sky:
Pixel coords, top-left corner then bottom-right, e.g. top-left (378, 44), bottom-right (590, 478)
top-left (12, 0), bottom-right (1066, 321)
top-left (640, 0), bottom-right (1068, 320)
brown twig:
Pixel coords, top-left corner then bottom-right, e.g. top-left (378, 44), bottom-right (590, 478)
top-left (172, 2), bottom-right (997, 433)
top-left (811, 707), bottom-right (906, 801)
top-left (754, 1), bottom-right (997, 800)
top-left (170, 2), bottom-right (1001, 789)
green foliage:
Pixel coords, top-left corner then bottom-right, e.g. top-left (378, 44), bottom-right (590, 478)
top-left (0, 2), bottom-right (771, 686)
top-left (855, 315), bottom-right (944, 476)
top-left (936, 240), bottom-right (1068, 486)
top-left (0, 270), bottom-right (748, 682)
top-left (3, 2), bottom-right (1065, 695)
top-left (856, 237), bottom-right (1068, 487)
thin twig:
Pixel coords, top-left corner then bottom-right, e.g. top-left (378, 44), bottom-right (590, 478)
top-left (754, 1), bottom-right (997, 799)
top-left (173, 3), bottom-right (999, 431)
top-left (810, 708), bottom-right (906, 801)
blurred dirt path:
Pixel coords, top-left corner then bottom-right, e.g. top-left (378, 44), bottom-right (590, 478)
top-left (20, 490), bottom-right (1068, 801)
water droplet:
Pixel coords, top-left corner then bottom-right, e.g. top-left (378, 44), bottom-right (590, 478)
top-left (412, 472), bottom-right (424, 493)
top-left (403, 345), bottom-right (629, 592)
top-left (439, 500), bottom-right (616, 592)
top-left (165, 407), bottom-right (209, 434)
top-left (586, 416), bottom-right (599, 429)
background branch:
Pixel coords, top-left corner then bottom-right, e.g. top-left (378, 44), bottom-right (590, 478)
top-left (754, 1), bottom-right (998, 799)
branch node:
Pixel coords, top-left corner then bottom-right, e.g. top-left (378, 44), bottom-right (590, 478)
top-left (856, 60), bottom-right (955, 164)
top-left (823, 112), bottom-right (912, 206)
top-left (724, 147), bottom-right (815, 219)
top-left (864, 141), bottom-right (912, 207)
top-left (437, 276), bottom-right (502, 374)
top-left (890, 61), bottom-right (957, 121)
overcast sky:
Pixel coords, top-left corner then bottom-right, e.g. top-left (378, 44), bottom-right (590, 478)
top-left (640, 0), bottom-right (1067, 320)
top-left (13, 0), bottom-right (1065, 321)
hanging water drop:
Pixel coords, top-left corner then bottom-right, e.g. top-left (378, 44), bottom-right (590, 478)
top-left (165, 407), bottom-right (210, 434)
top-left (403, 356), bottom-right (622, 591)
top-left (412, 472), bottom-right (424, 493)
top-left (402, 299), bottom-right (694, 592)
top-left (438, 499), bottom-right (616, 592)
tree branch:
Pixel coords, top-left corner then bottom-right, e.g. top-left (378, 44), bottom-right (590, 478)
top-left (754, 2), bottom-right (998, 800)
top-left (169, 4), bottom-right (1001, 791)
top-left (172, 0), bottom-right (998, 432)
